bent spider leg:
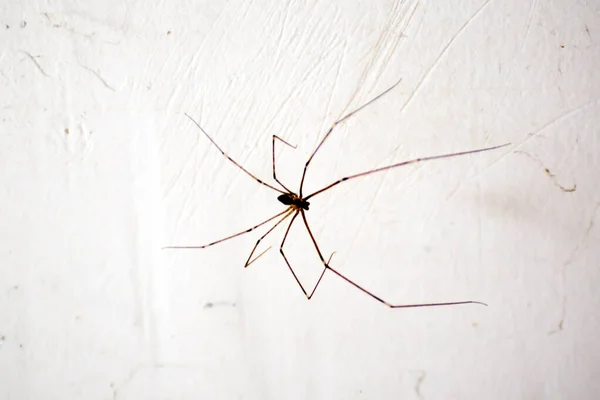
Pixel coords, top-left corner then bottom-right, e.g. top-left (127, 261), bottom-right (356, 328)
top-left (246, 246), bottom-right (272, 268)
top-left (245, 208), bottom-right (295, 268)
top-left (299, 78), bottom-right (403, 196)
top-left (185, 113), bottom-right (285, 194)
top-left (303, 250), bottom-right (338, 300)
top-left (305, 143), bottom-right (511, 200)
top-left (300, 210), bottom-right (486, 308)
top-left (326, 251), bottom-right (336, 264)
top-left (272, 135), bottom-right (297, 193)
top-left (163, 208), bottom-right (291, 250)
top-left (278, 210), bottom-right (317, 298)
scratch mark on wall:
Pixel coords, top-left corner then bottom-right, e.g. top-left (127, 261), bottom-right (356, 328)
top-left (80, 65), bottom-right (116, 91)
top-left (111, 364), bottom-right (144, 400)
top-left (347, 0), bottom-right (418, 104)
top-left (548, 314), bottom-right (564, 335)
top-left (544, 167), bottom-right (576, 192)
top-left (399, 0), bottom-right (493, 115)
top-left (518, 97), bottom-right (600, 150)
top-left (514, 151), bottom-right (576, 193)
top-left (204, 300), bottom-right (237, 309)
top-left (548, 202), bottom-right (599, 335)
top-left (22, 52), bottom-right (49, 77)
top-left (414, 370), bottom-right (426, 400)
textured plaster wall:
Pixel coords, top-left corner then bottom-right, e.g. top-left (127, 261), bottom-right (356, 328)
top-left (1, 0), bottom-right (599, 399)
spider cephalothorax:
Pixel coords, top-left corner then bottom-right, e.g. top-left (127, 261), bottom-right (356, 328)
top-left (277, 193), bottom-right (310, 210)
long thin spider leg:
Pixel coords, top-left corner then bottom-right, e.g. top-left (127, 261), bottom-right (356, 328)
top-left (185, 113), bottom-right (285, 194)
top-left (272, 135), bottom-right (297, 193)
top-left (278, 211), bottom-right (315, 298)
top-left (245, 208), bottom-right (295, 268)
top-left (302, 250), bottom-right (337, 300)
top-left (246, 246), bottom-right (271, 268)
top-left (299, 78), bottom-right (403, 196)
top-left (299, 210), bottom-right (486, 308)
top-left (296, 210), bottom-right (333, 299)
top-left (305, 143), bottom-right (511, 200)
top-left (163, 208), bottom-right (291, 250)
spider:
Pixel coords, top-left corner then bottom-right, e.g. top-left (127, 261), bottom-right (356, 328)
top-left (165, 79), bottom-right (510, 308)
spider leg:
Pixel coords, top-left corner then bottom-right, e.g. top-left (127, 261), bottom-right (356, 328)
top-left (245, 208), bottom-right (295, 267)
top-left (185, 113), bottom-right (285, 194)
top-left (272, 135), bottom-right (297, 193)
top-left (279, 210), bottom-right (321, 298)
top-left (299, 210), bottom-right (486, 308)
top-left (305, 143), bottom-right (511, 200)
top-left (299, 78), bottom-right (403, 196)
top-left (164, 208), bottom-right (291, 250)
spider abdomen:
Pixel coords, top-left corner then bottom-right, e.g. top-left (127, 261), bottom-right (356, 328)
top-left (277, 193), bottom-right (310, 210)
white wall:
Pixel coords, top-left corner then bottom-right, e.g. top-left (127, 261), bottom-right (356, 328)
top-left (1, 0), bottom-right (598, 398)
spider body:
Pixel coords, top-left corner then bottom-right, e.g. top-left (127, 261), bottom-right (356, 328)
top-left (277, 193), bottom-right (310, 210)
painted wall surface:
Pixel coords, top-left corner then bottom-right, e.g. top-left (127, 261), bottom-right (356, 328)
top-left (1, 0), bottom-right (598, 399)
